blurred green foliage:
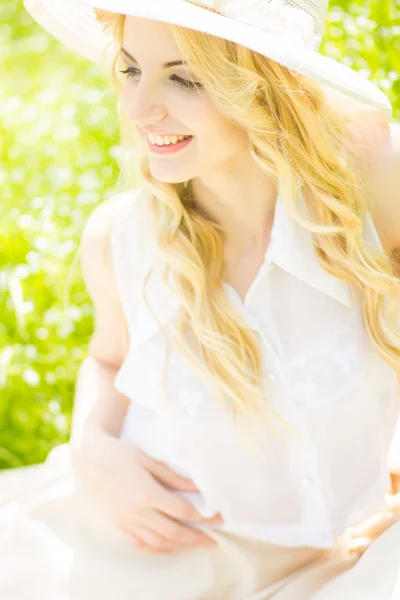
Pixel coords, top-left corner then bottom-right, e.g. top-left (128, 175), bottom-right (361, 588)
top-left (0, 0), bottom-right (399, 468)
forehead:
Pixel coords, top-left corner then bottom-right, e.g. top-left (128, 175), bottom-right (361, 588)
top-left (122, 16), bottom-right (182, 59)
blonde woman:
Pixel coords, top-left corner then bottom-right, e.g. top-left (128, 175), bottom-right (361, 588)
top-left (1, 0), bottom-right (400, 598)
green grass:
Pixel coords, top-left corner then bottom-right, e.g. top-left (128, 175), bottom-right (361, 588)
top-left (1, 0), bottom-right (399, 468)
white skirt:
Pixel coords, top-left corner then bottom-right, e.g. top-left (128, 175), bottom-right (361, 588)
top-left (1, 444), bottom-right (400, 600)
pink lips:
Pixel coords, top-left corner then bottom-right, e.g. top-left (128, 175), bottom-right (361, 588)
top-left (146, 135), bottom-right (194, 155)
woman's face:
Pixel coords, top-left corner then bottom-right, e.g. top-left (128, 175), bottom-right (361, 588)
top-left (121, 16), bottom-right (249, 184)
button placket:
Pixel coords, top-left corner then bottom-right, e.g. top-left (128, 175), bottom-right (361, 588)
top-left (298, 470), bottom-right (331, 531)
top-left (248, 274), bottom-right (285, 383)
top-left (304, 447), bottom-right (333, 532)
top-left (260, 339), bottom-right (283, 383)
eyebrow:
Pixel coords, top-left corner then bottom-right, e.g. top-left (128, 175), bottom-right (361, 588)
top-left (121, 47), bottom-right (187, 68)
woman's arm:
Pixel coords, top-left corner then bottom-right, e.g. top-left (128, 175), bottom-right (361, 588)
top-left (345, 115), bottom-right (400, 490)
top-left (350, 119), bottom-right (400, 255)
top-left (369, 123), bottom-right (400, 489)
top-left (69, 196), bottom-right (132, 468)
top-left (69, 356), bottom-right (131, 472)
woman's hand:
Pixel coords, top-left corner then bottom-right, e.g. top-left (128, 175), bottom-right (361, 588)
top-left (390, 472), bottom-right (400, 496)
top-left (71, 428), bottom-right (224, 554)
top-left (340, 484), bottom-right (400, 557)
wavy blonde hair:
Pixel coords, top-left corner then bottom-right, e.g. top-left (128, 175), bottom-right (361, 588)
top-left (93, 10), bottom-right (400, 453)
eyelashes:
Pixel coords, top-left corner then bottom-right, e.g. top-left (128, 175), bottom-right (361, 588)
top-left (119, 67), bottom-right (203, 92)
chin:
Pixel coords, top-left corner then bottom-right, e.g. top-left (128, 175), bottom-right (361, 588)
top-left (151, 173), bottom-right (191, 185)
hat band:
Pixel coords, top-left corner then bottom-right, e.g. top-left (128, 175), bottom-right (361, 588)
top-left (185, 0), bottom-right (322, 50)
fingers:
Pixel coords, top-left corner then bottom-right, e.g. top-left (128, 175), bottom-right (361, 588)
top-left (345, 535), bottom-right (371, 557)
top-left (148, 460), bottom-right (200, 492)
top-left (343, 506), bottom-right (400, 559)
top-left (120, 526), bottom-right (176, 554)
top-left (351, 507), bottom-right (400, 540)
top-left (390, 473), bottom-right (400, 496)
top-left (119, 517), bottom-right (217, 554)
top-left (149, 483), bottom-right (223, 525)
top-left (142, 455), bottom-right (223, 523)
top-left (130, 525), bottom-right (179, 552)
top-left (143, 510), bottom-right (218, 548)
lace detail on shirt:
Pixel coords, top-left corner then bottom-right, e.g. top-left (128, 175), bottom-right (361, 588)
top-left (288, 336), bottom-right (367, 409)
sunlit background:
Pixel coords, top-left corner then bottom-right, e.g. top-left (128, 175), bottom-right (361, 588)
top-left (1, 0), bottom-right (399, 469)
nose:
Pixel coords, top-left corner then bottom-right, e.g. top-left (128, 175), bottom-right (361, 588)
top-left (122, 80), bottom-right (168, 128)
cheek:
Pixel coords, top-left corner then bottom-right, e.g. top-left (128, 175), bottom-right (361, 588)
top-left (120, 86), bottom-right (246, 155)
top-left (121, 86), bottom-right (131, 115)
top-left (190, 97), bottom-right (247, 153)
top-left (199, 117), bottom-right (248, 157)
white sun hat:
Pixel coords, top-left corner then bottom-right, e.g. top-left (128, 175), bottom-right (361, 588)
top-left (24, 0), bottom-right (392, 118)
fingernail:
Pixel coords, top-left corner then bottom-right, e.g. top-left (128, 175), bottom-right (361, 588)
top-left (212, 515), bottom-right (224, 524)
top-left (186, 480), bottom-right (199, 489)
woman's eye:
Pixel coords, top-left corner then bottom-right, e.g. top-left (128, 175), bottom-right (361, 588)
top-left (119, 67), bottom-right (203, 92)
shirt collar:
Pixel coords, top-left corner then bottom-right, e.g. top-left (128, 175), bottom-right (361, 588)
top-left (136, 190), bottom-right (383, 340)
top-left (266, 193), bottom-right (384, 309)
top-left (266, 194), bottom-right (353, 307)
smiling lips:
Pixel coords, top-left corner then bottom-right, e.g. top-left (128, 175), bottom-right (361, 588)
top-left (146, 133), bottom-right (194, 154)
top-left (146, 131), bottom-right (192, 146)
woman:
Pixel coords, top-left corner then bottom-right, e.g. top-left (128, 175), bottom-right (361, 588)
top-left (1, 0), bottom-right (400, 598)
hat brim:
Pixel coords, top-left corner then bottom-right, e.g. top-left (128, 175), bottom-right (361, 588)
top-left (24, 0), bottom-right (392, 118)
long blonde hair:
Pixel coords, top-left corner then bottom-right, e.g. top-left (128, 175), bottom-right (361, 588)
top-left (93, 10), bottom-right (400, 448)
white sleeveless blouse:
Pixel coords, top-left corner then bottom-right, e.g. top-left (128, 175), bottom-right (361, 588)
top-left (109, 187), bottom-right (400, 549)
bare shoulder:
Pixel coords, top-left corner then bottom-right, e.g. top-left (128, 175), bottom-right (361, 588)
top-left (347, 118), bottom-right (400, 254)
top-left (80, 188), bottom-right (141, 367)
top-left (367, 121), bottom-right (400, 254)
top-left (80, 188), bottom-right (140, 262)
